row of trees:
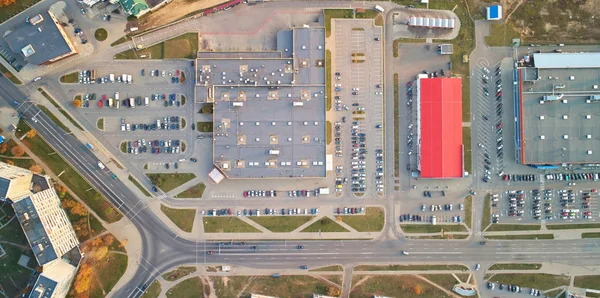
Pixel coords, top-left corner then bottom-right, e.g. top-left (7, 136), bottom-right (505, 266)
top-left (0, 0), bottom-right (16, 8)
top-left (73, 235), bottom-right (117, 296)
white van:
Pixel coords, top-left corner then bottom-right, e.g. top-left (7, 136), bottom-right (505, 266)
top-left (144, 97), bottom-right (149, 106)
top-left (121, 125), bottom-right (125, 131)
top-left (97, 161), bottom-right (106, 169)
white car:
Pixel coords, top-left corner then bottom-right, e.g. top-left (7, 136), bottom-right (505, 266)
top-left (402, 251), bottom-right (409, 255)
top-left (162, 70), bottom-right (166, 77)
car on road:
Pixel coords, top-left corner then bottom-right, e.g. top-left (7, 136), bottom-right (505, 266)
top-left (402, 251), bottom-right (409, 255)
top-left (297, 245), bottom-right (304, 249)
top-left (300, 265), bottom-right (308, 269)
top-left (207, 251), bottom-right (213, 255)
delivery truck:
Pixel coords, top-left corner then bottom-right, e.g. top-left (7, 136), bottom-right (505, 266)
top-left (109, 74), bottom-right (115, 83)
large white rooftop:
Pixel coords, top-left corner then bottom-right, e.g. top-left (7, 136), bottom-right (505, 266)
top-left (533, 52), bottom-right (600, 69)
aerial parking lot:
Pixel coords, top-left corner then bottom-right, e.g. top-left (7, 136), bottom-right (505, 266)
top-left (332, 18), bottom-right (384, 198)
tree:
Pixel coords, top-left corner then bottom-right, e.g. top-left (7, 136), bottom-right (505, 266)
top-left (73, 263), bottom-right (93, 294)
top-left (73, 218), bottom-right (90, 241)
top-left (0, 143), bottom-right (7, 154)
top-left (29, 164), bottom-right (42, 174)
top-left (73, 99), bottom-right (82, 108)
top-left (94, 246), bottom-right (108, 261)
top-left (327, 286), bottom-right (341, 296)
top-left (55, 184), bottom-right (67, 198)
top-left (11, 146), bottom-right (24, 157)
top-left (26, 129), bottom-right (37, 139)
top-left (414, 284), bottom-right (423, 295)
top-left (5, 160), bottom-right (14, 165)
top-left (0, 0), bottom-right (16, 8)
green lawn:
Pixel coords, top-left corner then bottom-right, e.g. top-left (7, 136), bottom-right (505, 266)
top-left (115, 33), bottom-right (198, 60)
top-left (0, 0), bottom-right (41, 23)
top-left (485, 22), bottom-right (521, 47)
top-left (582, 232), bottom-right (600, 238)
top-left (421, 274), bottom-right (462, 291)
top-left (485, 224), bottom-right (541, 232)
top-left (325, 49), bottom-right (332, 111)
top-left (37, 105), bottom-right (71, 133)
top-left (146, 173), bottom-right (196, 193)
top-left (482, 194), bottom-right (491, 230)
top-left (393, 73), bottom-right (399, 177)
top-left (140, 280), bottom-right (161, 298)
top-left (350, 275), bottom-right (452, 297)
top-left (340, 207), bottom-right (384, 232)
top-left (97, 253), bottom-right (128, 294)
top-left (407, 234), bottom-right (469, 240)
top-left (354, 264), bottom-right (468, 271)
top-left (96, 118), bottom-right (104, 130)
top-left (166, 277), bottom-right (205, 298)
top-left (464, 195), bottom-right (472, 229)
top-left (0, 62), bottom-right (22, 84)
top-left (128, 175), bottom-right (151, 197)
top-left (196, 121), bottom-right (213, 132)
top-left (60, 71), bottom-right (79, 83)
top-left (546, 223), bottom-right (600, 230)
top-left (162, 266), bottom-right (197, 281)
top-left (488, 263), bottom-right (542, 270)
top-left (301, 216), bottom-right (349, 232)
top-left (16, 119), bottom-right (121, 222)
top-left (486, 234), bottom-right (554, 240)
top-left (487, 273), bottom-right (570, 291)
top-left (309, 265), bottom-right (344, 272)
top-left (94, 28), bottom-right (108, 41)
top-left (324, 9), bottom-right (354, 37)
top-left (160, 205), bottom-right (196, 233)
top-left (463, 127), bottom-right (472, 174)
top-left (574, 275), bottom-right (600, 290)
top-left (249, 216), bottom-right (314, 232)
top-left (203, 217), bottom-right (261, 233)
top-left (400, 224), bottom-right (468, 233)
top-left (174, 183), bottom-right (206, 198)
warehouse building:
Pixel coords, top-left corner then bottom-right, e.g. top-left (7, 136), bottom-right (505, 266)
top-left (516, 52), bottom-right (600, 165)
top-left (201, 25), bottom-right (327, 179)
top-left (3, 11), bottom-right (78, 65)
top-left (415, 77), bottom-right (464, 178)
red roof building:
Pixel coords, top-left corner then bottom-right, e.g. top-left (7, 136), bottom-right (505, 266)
top-left (418, 78), bottom-right (464, 178)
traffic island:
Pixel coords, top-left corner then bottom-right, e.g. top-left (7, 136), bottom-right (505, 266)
top-left (96, 117), bottom-right (104, 130)
top-left (94, 28), bottom-right (108, 41)
top-left (162, 266), bottom-right (197, 282)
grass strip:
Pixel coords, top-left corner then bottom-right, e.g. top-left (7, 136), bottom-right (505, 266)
top-left (393, 73), bottom-right (399, 177)
top-left (301, 216), bottom-right (348, 232)
top-left (174, 183), bottom-right (206, 198)
top-left (464, 195), bottom-right (472, 229)
top-left (487, 273), bottom-right (569, 291)
top-left (16, 119), bottom-right (121, 222)
top-left (326, 49), bottom-right (332, 111)
top-left (582, 232), bottom-right (600, 238)
top-left (160, 205), bottom-right (195, 232)
top-left (485, 224), bottom-right (541, 232)
top-left (354, 264), bottom-right (468, 271)
top-left (128, 175), bottom-right (151, 197)
top-left (147, 173), bottom-right (196, 193)
top-left (37, 105), bottom-right (72, 133)
top-left (59, 71), bottom-right (78, 83)
top-left (486, 234), bottom-right (554, 240)
top-left (463, 127), bottom-right (472, 174)
top-left (546, 223), bottom-right (600, 230)
top-left (249, 216), bottom-right (314, 232)
top-left (400, 224), bottom-right (468, 233)
top-left (482, 193), bottom-right (491, 230)
top-left (488, 263), bottom-right (541, 270)
top-left (0, 62), bottom-right (22, 84)
top-left (326, 121), bottom-right (332, 145)
top-left (203, 217), bottom-right (261, 233)
top-left (309, 265), bottom-right (343, 272)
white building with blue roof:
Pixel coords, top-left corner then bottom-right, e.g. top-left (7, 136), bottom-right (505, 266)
top-left (487, 5), bottom-right (503, 20)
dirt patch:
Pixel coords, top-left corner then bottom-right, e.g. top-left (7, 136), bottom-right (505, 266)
top-left (141, 0), bottom-right (227, 29)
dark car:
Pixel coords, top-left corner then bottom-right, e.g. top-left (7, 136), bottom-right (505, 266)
top-left (300, 265), bottom-right (308, 269)
top-left (297, 245), bottom-right (304, 249)
top-left (165, 163), bottom-right (169, 169)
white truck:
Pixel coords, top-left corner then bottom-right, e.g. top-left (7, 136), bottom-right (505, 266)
top-left (129, 98), bottom-right (135, 108)
top-left (97, 161), bottom-right (105, 169)
top-left (109, 74), bottom-right (115, 83)
top-left (121, 74), bottom-right (127, 83)
top-left (144, 97), bottom-right (149, 106)
top-left (374, 5), bottom-right (384, 12)
top-left (127, 74), bottom-right (132, 84)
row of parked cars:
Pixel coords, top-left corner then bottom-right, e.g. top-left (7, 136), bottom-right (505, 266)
top-left (502, 173), bottom-right (537, 182)
top-left (334, 207), bottom-right (365, 214)
top-left (206, 208), bottom-right (319, 216)
top-left (423, 203), bottom-right (464, 212)
top-left (545, 172), bottom-right (600, 181)
top-left (243, 190), bottom-right (277, 197)
top-left (125, 139), bottom-right (182, 155)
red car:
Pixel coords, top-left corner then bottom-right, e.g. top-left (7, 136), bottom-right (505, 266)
top-left (102, 94), bottom-right (106, 100)
top-left (176, 70), bottom-right (180, 76)
top-left (584, 212), bottom-right (592, 216)
top-left (207, 251), bottom-right (213, 255)
top-left (243, 191), bottom-right (248, 197)
top-left (592, 189), bottom-right (598, 193)
top-left (97, 100), bottom-right (103, 108)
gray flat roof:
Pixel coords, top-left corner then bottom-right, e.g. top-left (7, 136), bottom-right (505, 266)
top-left (202, 26), bottom-right (326, 178)
top-left (12, 196), bottom-right (57, 266)
top-left (29, 275), bottom-right (56, 298)
top-left (533, 52), bottom-right (600, 69)
top-left (4, 12), bottom-right (74, 65)
top-left (521, 67), bottom-right (600, 164)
